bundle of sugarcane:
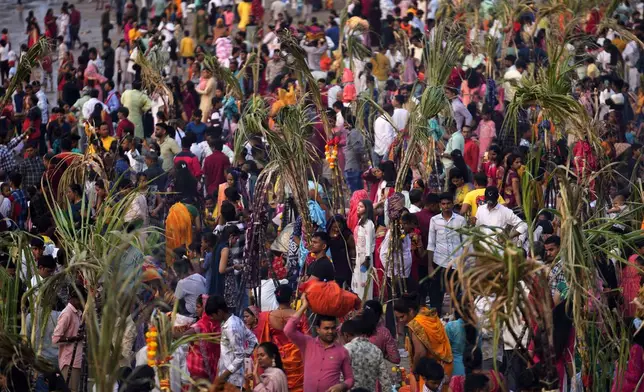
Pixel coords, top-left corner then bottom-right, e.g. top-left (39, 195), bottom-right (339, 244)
top-left (133, 40), bottom-right (173, 106)
top-left (0, 38), bottom-right (49, 107)
top-left (202, 53), bottom-right (244, 100)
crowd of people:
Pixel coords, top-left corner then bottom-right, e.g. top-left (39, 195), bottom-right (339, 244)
top-left (2, 0), bottom-right (644, 391)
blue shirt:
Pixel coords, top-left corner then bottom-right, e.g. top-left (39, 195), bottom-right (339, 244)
top-left (186, 121), bottom-right (207, 143)
top-left (326, 26), bottom-right (339, 50)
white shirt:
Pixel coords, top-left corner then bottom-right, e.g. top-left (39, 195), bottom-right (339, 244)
top-left (260, 278), bottom-right (289, 311)
top-left (373, 116), bottom-right (396, 156)
top-left (82, 97), bottom-right (108, 120)
top-left (502, 66), bottom-right (523, 102)
top-left (623, 40), bottom-right (640, 67)
top-left (192, 141), bottom-right (234, 164)
top-left (0, 195), bottom-right (10, 217)
top-left (175, 273), bottom-right (207, 315)
top-left (392, 107), bottom-right (409, 131)
top-left (475, 203), bottom-right (527, 241)
top-left (218, 315), bottom-right (257, 387)
top-left (327, 85), bottom-right (342, 108)
top-left (125, 149), bottom-right (147, 173)
top-left (427, 212), bottom-right (467, 268)
top-left (596, 50), bottom-right (611, 70)
top-left (379, 231), bottom-right (412, 278)
top-left (0, 45), bottom-right (8, 62)
top-left (36, 90), bottom-right (49, 123)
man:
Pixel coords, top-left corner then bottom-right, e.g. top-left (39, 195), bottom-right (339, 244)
top-left (173, 132), bottom-right (202, 178)
top-left (89, 122), bottom-right (116, 154)
top-left (502, 57), bottom-right (525, 105)
top-left (462, 126), bottom-right (479, 173)
top-left (185, 110), bottom-right (207, 143)
top-left (284, 293), bottom-right (354, 392)
top-left (8, 172), bottom-right (28, 230)
top-left (82, 89), bottom-right (108, 121)
top-left (474, 186), bottom-right (527, 246)
top-left (265, 49), bottom-right (285, 86)
top-left (33, 81), bottom-right (49, 132)
top-left (173, 257), bottom-right (207, 317)
top-left (155, 123), bottom-right (181, 172)
top-left (104, 80), bottom-right (120, 123)
top-left (100, 5), bottom-right (113, 41)
top-left (102, 38), bottom-right (116, 82)
top-left (441, 122), bottom-right (465, 176)
top-left (203, 138), bottom-right (230, 196)
top-left (258, 266), bottom-right (288, 311)
top-left (18, 140), bottom-right (45, 190)
top-left (301, 37), bottom-right (327, 72)
top-left (460, 173), bottom-right (505, 221)
top-left (392, 95), bottom-right (409, 132)
top-left (52, 287), bottom-right (85, 392)
top-left (623, 37), bottom-right (641, 92)
top-left (427, 192), bottom-right (466, 314)
top-left (115, 39), bottom-right (130, 91)
top-left (115, 107), bottom-right (134, 138)
top-left (307, 231), bottom-right (335, 282)
top-left (0, 130), bottom-right (29, 174)
top-left (121, 80), bottom-right (154, 138)
top-left (29, 254), bottom-right (58, 297)
top-left (343, 114), bottom-right (365, 192)
top-left (68, 5), bottom-right (82, 49)
top-left (371, 47), bottom-right (390, 103)
top-left (544, 235), bottom-right (565, 300)
top-left (373, 104), bottom-right (395, 165)
top-left (143, 151), bottom-right (167, 191)
top-left (208, 295), bottom-right (257, 390)
top-left (341, 319), bottom-right (391, 392)
top-left (192, 126), bottom-right (234, 163)
top-left (270, 0), bottom-right (286, 20)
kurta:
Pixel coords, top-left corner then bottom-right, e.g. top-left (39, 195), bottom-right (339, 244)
top-left (121, 89), bottom-right (154, 138)
top-left (195, 77), bottom-right (216, 123)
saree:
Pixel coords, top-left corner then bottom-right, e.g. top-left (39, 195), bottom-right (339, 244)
top-left (165, 203), bottom-right (193, 265)
top-left (347, 189), bottom-right (369, 232)
top-left (406, 307), bottom-right (453, 377)
top-left (256, 312), bottom-right (306, 392)
top-left (187, 302), bottom-right (221, 381)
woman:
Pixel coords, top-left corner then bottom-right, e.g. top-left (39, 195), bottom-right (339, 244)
top-left (27, 22), bottom-right (41, 48)
top-left (249, 342), bottom-right (288, 392)
top-left (622, 241), bottom-right (644, 318)
top-left (168, 161), bottom-right (199, 206)
top-left (502, 153), bottom-right (522, 209)
top-left (237, 0), bottom-right (252, 31)
top-left (213, 18), bottom-right (227, 40)
top-left (182, 81), bottom-right (199, 121)
top-left (347, 189), bottom-right (369, 232)
top-left (363, 300), bottom-right (401, 364)
top-left (44, 9), bottom-right (57, 42)
top-left (449, 348), bottom-right (505, 392)
top-left (445, 309), bottom-right (476, 377)
top-left (449, 168), bottom-right (473, 210)
top-left (393, 294), bottom-right (453, 381)
top-left (195, 68), bottom-right (216, 123)
top-left (185, 295), bottom-right (221, 381)
top-left (611, 321), bottom-right (644, 392)
top-left (243, 306), bottom-right (262, 340)
top-left (215, 169), bottom-right (242, 218)
top-left (460, 65), bottom-right (485, 107)
top-left (57, 5), bottom-right (70, 45)
top-left (475, 106), bottom-right (496, 170)
top-left (193, 7), bottom-right (208, 43)
top-left (352, 199), bottom-right (375, 300)
top-left (255, 284), bottom-right (307, 392)
top-left (216, 223), bottom-right (242, 307)
top-left (327, 215), bottom-right (355, 289)
top-left (482, 145), bottom-right (504, 188)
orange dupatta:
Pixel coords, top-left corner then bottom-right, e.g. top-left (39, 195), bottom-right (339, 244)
top-left (406, 307), bottom-right (454, 378)
top-left (165, 203), bottom-right (193, 265)
top-left (256, 312), bottom-right (305, 392)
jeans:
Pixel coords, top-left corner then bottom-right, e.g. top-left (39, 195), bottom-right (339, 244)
top-left (345, 169), bottom-right (363, 192)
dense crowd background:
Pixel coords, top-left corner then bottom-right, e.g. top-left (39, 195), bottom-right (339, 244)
top-left (2, 0), bottom-right (644, 391)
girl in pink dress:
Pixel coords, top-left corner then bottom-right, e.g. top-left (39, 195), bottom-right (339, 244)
top-left (475, 106), bottom-right (496, 170)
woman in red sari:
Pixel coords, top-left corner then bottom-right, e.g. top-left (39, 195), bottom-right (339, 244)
top-left (255, 284), bottom-right (308, 392)
top-left (27, 22), bottom-right (41, 48)
top-left (184, 295), bottom-right (221, 382)
top-left (44, 9), bottom-right (57, 42)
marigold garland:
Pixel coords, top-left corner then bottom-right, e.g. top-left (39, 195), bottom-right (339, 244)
top-left (325, 136), bottom-right (340, 169)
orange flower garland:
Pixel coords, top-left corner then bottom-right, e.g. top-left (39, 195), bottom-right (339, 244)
top-left (325, 137), bottom-right (340, 169)
top-left (145, 326), bottom-right (158, 367)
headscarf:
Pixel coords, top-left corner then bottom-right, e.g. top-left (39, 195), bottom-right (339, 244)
top-left (298, 200), bottom-right (327, 268)
top-left (348, 189), bottom-right (369, 232)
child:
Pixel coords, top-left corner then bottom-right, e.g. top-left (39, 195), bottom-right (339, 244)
top-left (41, 54), bottom-right (53, 92)
top-left (203, 196), bottom-right (217, 231)
top-left (608, 192), bottom-right (628, 219)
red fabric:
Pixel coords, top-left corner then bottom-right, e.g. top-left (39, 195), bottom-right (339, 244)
top-left (611, 344), bottom-right (644, 392)
top-left (449, 371), bottom-right (504, 392)
top-left (116, 118), bottom-right (135, 138)
top-left (622, 254), bottom-right (641, 318)
top-left (187, 313), bottom-right (221, 381)
top-left (447, 67), bottom-right (465, 89)
top-left (272, 255), bottom-right (287, 280)
top-left (463, 138), bottom-right (480, 174)
top-left (70, 9), bottom-right (81, 25)
top-left (585, 9), bottom-right (601, 35)
top-left (23, 117), bottom-right (41, 140)
top-left (203, 150), bottom-right (230, 197)
top-left (347, 189), bottom-right (369, 232)
top-left (299, 279), bottom-right (360, 318)
top-left (174, 150), bottom-right (203, 178)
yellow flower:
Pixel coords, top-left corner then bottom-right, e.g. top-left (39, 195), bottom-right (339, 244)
top-left (149, 342), bottom-right (158, 349)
